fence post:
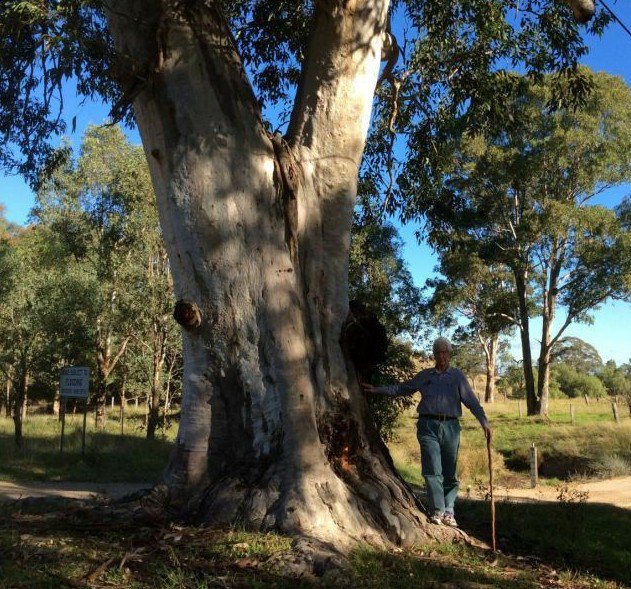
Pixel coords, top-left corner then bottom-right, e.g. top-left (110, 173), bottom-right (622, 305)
top-left (529, 443), bottom-right (538, 488)
top-left (612, 402), bottom-right (620, 424)
top-left (518, 401), bottom-right (523, 419)
top-left (570, 404), bottom-right (575, 425)
top-left (584, 394), bottom-right (589, 405)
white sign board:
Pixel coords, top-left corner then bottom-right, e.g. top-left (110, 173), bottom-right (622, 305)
top-left (60, 367), bottom-right (90, 399)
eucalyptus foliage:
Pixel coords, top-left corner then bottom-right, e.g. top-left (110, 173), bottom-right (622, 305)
top-left (0, 0), bottom-right (609, 188)
top-left (403, 70), bottom-right (631, 414)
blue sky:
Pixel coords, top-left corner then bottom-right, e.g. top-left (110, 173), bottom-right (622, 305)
top-left (1, 3), bottom-right (630, 365)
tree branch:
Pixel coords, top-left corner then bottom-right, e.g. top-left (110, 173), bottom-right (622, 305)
top-left (109, 336), bottom-right (131, 375)
top-left (287, 0), bottom-right (390, 163)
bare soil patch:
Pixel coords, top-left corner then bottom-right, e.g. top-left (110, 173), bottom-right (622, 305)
top-left (494, 475), bottom-right (631, 508)
top-left (0, 480), bottom-right (150, 502)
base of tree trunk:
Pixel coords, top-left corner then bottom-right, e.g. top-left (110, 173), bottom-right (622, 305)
top-left (146, 443), bottom-right (465, 551)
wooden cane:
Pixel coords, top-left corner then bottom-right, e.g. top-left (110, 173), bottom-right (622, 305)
top-left (487, 434), bottom-right (496, 552)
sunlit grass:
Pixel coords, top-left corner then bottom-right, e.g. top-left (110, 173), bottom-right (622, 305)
top-left (389, 397), bottom-right (631, 488)
top-left (0, 407), bottom-right (177, 483)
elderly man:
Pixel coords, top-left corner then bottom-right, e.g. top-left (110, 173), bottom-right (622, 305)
top-left (362, 337), bottom-right (492, 527)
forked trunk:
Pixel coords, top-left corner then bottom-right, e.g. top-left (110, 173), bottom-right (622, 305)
top-left (106, 0), bottom-right (450, 548)
top-left (95, 329), bottom-right (129, 429)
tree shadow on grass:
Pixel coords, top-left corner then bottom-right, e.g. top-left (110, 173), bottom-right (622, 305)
top-left (457, 497), bottom-right (631, 587)
top-left (501, 447), bottom-right (595, 480)
top-left (0, 498), bottom-right (545, 589)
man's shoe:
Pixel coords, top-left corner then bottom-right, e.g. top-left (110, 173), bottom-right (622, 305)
top-left (429, 513), bottom-right (444, 525)
top-left (442, 513), bottom-right (458, 527)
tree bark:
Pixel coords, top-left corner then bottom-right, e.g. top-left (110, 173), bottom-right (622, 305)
top-left (119, 372), bottom-right (127, 435)
top-left (95, 317), bottom-right (129, 428)
top-left (483, 334), bottom-right (498, 403)
top-left (2, 365), bottom-right (13, 418)
top-left (536, 242), bottom-right (565, 416)
top-left (537, 287), bottom-right (555, 417)
top-left (514, 268), bottom-right (538, 414)
top-left (12, 362), bottom-right (28, 448)
top-left (147, 319), bottom-right (168, 439)
top-left (106, 0), bottom-right (450, 548)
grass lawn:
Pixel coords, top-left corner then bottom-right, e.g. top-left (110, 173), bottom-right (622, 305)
top-left (0, 398), bottom-right (629, 587)
top-left (0, 408), bottom-right (176, 483)
top-left (1, 499), bottom-right (628, 588)
top-left (389, 397), bottom-right (631, 488)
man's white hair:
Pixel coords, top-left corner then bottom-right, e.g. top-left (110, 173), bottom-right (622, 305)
top-left (433, 337), bottom-right (452, 354)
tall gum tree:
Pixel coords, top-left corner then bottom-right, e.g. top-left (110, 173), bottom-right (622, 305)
top-left (105, 0), bottom-right (436, 547)
top-left (0, 0), bottom-right (601, 548)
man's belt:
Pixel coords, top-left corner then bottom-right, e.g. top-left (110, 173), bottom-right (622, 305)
top-left (420, 414), bottom-right (458, 421)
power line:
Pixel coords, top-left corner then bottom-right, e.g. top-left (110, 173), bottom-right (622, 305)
top-left (598, 0), bottom-right (631, 39)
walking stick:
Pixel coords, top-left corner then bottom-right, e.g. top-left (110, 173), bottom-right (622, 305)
top-left (486, 434), bottom-right (497, 552)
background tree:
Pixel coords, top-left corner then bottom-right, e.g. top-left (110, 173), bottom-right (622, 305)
top-left (427, 251), bottom-right (517, 402)
top-left (551, 362), bottom-right (607, 398)
top-left (0, 204), bottom-right (18, 238)
top-left (0, 0), bottom-right (605, 546)
top-left (403, 70), bottom-right (631, 416)
top-left (126, 218), bottom-right (180, 440)
top-left (498, 359), bottom-right (527, 399)
top-left (551, 336), bottom-right (603, 374)
top-left (597, 360), bottom-right (631, 400)
top-left (33, 126), bottom-right (158, 428)
top-left (0, 225), bottom-right (62, 444)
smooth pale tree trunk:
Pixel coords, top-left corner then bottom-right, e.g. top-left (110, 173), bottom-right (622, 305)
top-left (12, 362), bottom-right (28, 448)
top-left (147, 319), bottom-right (168, 439)
top-left (53, 387), bottom-right (60, 417)
top-left (3, 364), bottom-right (14, 418)
top-left (162, 358), bottom-right (175, 436)
top-left (536, 245), bottom-right (567, 417)
top-left (106, 0), bottom-right (451, 548)
top-left (537, 293), bottom-right (556, 417)
top-left (482, 334), bottom-right (498, 403)
top-left (119, 373), bottom-right (127, 436)
top-left (514, 268), bottom-right (538, 414)
top-left (95, 317), bottom-right (129, 429)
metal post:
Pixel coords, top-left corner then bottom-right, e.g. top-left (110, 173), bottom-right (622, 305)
top-left (529, 443), bottom-right (538, 488)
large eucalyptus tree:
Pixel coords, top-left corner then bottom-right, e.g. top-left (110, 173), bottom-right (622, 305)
top-left (0, 0), bottom-right (600, 547)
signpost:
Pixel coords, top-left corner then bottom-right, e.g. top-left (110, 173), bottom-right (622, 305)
top-left (60, 367), bottom-right (90, 456)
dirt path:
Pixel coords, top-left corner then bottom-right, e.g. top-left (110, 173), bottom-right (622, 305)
top-left (0, 481), bottom-right (151, 502)
top-left (1, 477), bottom-right (629, 509)
top-left (490, 476), bottom-right (631, 508)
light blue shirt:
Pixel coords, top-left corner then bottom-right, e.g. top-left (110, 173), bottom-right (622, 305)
top-left (375, 366), bottom-right (489, 428)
